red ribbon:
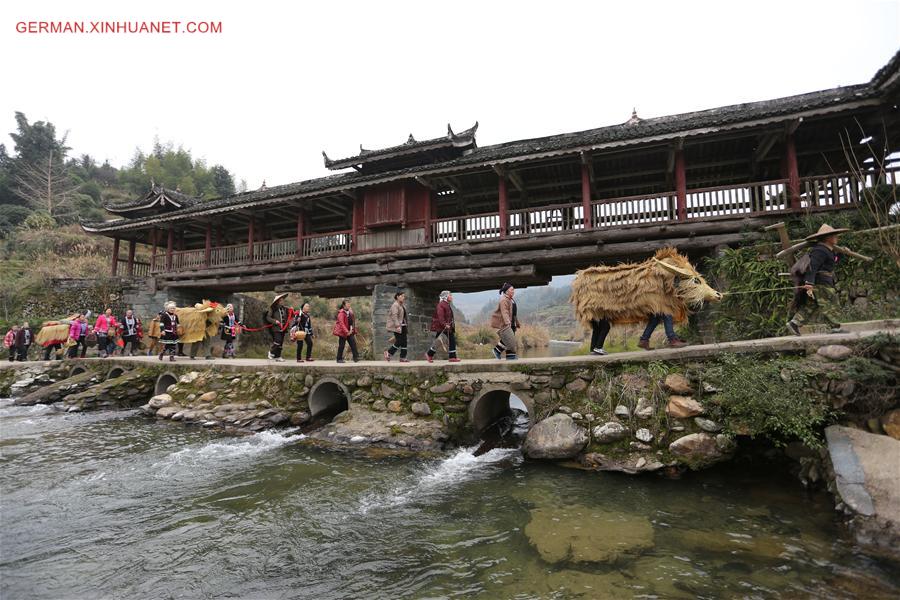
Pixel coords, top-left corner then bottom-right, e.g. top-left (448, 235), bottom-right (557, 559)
top-left (234, 308), bottom-right (299, 334)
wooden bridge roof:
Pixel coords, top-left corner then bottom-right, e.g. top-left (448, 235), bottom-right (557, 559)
top-left (82, 50), bottom-right (899, 236)
top-left (322, 123), bottom-right (479, 172)
top-left (104, 184), bottom-right (202, 217)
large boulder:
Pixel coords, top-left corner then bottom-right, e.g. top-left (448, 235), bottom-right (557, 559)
top-left (669, 433), bottom-right (732, 467)
top-left (148, 394), bottom-right (173, 409)
top-left (666, 395), bottom-right (703, 418)
top-left (525, 506), bottom-right (654, 564)
top-left (523, 413), bottom-right (588, 459)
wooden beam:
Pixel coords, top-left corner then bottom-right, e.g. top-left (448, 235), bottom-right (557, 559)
top-left (752, 131), bottom-right (780, 164)
top-left (415, 176), bottom-right (433, 189)
top-left (204, 222), bottom-right (212, 268)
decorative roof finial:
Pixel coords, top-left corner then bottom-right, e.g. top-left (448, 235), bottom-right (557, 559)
top-left (625, 108), bottom-right (642, 125)
top-left (260, 180), bottom-right (267, 190)
top-left (407, 133), bottom-right (416, 144)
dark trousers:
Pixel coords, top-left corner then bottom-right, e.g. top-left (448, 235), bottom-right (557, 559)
top-left (42, 344), bottom-right (60, 361)
top-left (97, 334), bottom-right (108, 357)
top-left (297, 337), bottom-right (313, 360)
top-left (17, 345), bottom-right (30, 361)
top-left (640, 314), bottom-right (675, 341)
top-left (427, 329), bottom-right (457, 358)
top-left (269, 328), bottom-right (285, 358)
top-left (222, 338), bottom-right (235, 358)
top-left (337, 335), bottom-right (358, 361)
top-left (590, 319), bottom-right (611, 350)
top-left (122, 335), bottom-right (139, 355)
top-left (8, 347), bottom-right (16, 361)
top-left (67, 336), bottom-right (88, 358)
top-left (388, 327), bottom-right (408, 359)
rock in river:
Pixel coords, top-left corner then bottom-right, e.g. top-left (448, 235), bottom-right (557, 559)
top-left (148, 394), bottom-right (173, 409)
top-left (523, 413), bottom-right (588, 459)
top-left (525, 506), bottom-right (654, 564)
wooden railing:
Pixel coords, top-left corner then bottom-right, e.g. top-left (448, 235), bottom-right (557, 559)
top-left (302, 230), bottom-right (352, 256)
top-left (148, 169), bottom-right (895, 275)
top-left (431, 213), bottom-right (502, 243)
top-left (116, 259), bottom-right (150, 277)
top-left (508, 203), bottom-right (588, 235)
top-left (686, 179), bottom-right (788, 218)
top-left (800, 169), bottom-right (897, 210)
top-left (210, 243), bottom-right (249, 268)
top-left (593, 192), bottom-right (676, 227)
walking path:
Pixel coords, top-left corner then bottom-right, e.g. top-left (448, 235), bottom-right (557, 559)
top-left (4, 320), bottom-right (895, 373)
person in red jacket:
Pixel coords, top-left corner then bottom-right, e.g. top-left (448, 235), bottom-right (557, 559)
top-left (426, 290), bottom-right (460, 363)
top-left (332, 299), bottom-right (359, 363)
top-left (4, 325), bottom-right (19, 362)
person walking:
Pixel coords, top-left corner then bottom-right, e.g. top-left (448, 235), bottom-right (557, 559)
top-left (120, 309), bottom-right (142, 356)
top-left (5, 325), bottom-right (19, 362)
top-left (637, 313), bottom-right (687, 351)
top-left (66, 313), bottom-right (89, 359)
top-left (189, 303), bottom-right (216, 361)
top-left (146, 315), bottom-right (161, 356)
top-left (333, 299), bottom-right (359, 363)
top-left (17, 322), bottom-right (33, 362)
top-left (94, 309), bottom-right (113, 358)
top-left (220, 304), bottom-right (240, 359)
top-left (490, 283), bottom-right (519, 360)
top-left (787, 224), bottom-right (850, 336)
top-left (266, 293), bottom-right (289, 362)
top-left (384, 291), bottom-right (409, 362)
top-left (294, 302), bottom-right (314, 362)
top-left (426, 290), bottom-right (460, 363)
top-left (158, 302), bottom-right (179, 361)
top-left (587, 319), bottom-right (611, 356)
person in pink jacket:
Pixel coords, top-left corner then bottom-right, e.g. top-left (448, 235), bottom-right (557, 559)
top-left (94, 308), bottom-right (116, 358)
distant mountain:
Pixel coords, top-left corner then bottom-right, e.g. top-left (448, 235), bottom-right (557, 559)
top-left (472, 284), bottom-right (582, 341)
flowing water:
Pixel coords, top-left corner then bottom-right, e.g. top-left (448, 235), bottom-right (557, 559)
top-left (1, 398), bottom-right (898, 599)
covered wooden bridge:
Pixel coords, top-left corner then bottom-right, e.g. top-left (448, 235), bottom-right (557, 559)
top-left (83, 51), bottom-right (900, 298)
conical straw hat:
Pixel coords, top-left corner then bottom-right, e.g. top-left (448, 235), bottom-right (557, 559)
top-left (804, 223), bottom-right (849, 241)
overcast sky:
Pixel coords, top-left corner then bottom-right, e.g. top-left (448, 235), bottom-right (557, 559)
top-left (2, 1), bottom-right (897, 190)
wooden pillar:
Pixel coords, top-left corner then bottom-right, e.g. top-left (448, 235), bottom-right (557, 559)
top-left (351, 197), bottom-right (362, 252)
top-left (247, 217), bottom-right (255, 263)
top-left (216, 223), bottom-right (224, 248)
top-left (111, 237), bottom-right (120, 276)
top-left (204, 222), bottom-right (212, 267)
top-left (150, 228), bottom-right (158, 272)
top-left (424, 191), bottom-right (435, 244)
top-left (498, 174), bottom-right (508, 239)
top-left (126, 240), bottom-right (136, 277)
top-left (296, 210), bottom-right (305, 257)
top-left (177, 230), bottom-right (185, 252)
top-left (580, 163), bottom-right (592, 229)
top-left (784, 133), bottom-right (800, 210)
top-left (675, 149), bottom-right (687, 221)
top-left (166, 229), bottom-right (174, 270)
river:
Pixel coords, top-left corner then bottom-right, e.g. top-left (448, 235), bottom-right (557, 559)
top-left (1, 399), bottom-right (898, 599)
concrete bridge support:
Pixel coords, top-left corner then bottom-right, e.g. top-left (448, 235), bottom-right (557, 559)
top-left (371, 283), bottom-right (438, 360)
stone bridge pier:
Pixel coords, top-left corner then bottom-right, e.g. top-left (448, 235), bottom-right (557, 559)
top-left (371, 283), bottom-right (442, 360)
